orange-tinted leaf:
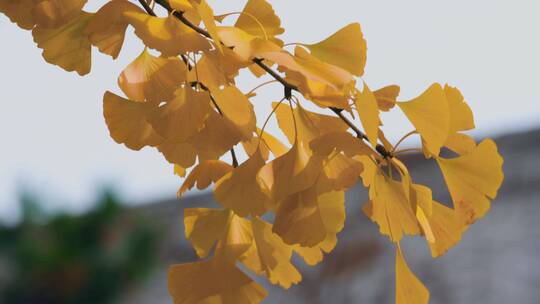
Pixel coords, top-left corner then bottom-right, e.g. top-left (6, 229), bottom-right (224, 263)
top-left (32, 0), bottom-right (87, 28)
top-left (158, 141), bottom-right (197, 168)
top-left (235, 0), bottom-right (284, 44)
top-left (190, 111), bottom-right (243, 160)
top-left (179, 160), bottom-right (233, 197)
top-left (147, 87), bottom-right (212, 142)
top-left (374, 85), bottom-right (400, 112)
top-left (241, 218), bottom-right (301, 289)
top-left (118, 49), bottom-right (187, 102)
top-left (103, 91), bottom-right (162, 150)
top-left (184, 208), bottom-right (230, 258)
top-left (190, 0), bottom-right (222, 52)
top-left (214, 150), bottom-right (271, 217)
top-left (84, 0), bottom-right (143, 59)
top-left (168, 259), bottom-right (267, 304)
top-left (212, 86), bottom-right (257, 139)
top-left (274, 187), bottom-right (345, 247)
top-left (0, 0), bottom-right (39, 29)
top-left (32, 11), bottom-right (93, 75)
top-left (125, 11), bottom-right (210, 56)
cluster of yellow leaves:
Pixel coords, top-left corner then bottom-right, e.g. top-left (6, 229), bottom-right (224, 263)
top-left (2, 0), bottom-right (504, 303)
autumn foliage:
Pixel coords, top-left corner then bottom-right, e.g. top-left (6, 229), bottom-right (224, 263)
top-left (1, 0), bottom-right (504, 303)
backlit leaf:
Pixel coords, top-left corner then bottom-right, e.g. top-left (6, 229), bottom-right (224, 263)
top-left (147, 87), bottom-right (212, 142)
top-left (396, 246), bottom-right (429, 304)
top-left (168, 259), bottom-right (267, 304)
top-left (214, 150), bottom-right (271, 217)
top-left (118, 49), bottom-right (187, 102)
top-left (179, 160), bottom-right (233, 197)
top-left (397, 83), bottom-right (450, 156)
top-left (32, 11), bottom-right (93, 75)
top-left (305, 23), bottom-right (367, 76)
top-left (125, 11), bottom-right (211, 56)
top-left (84, 0), bottom-right (143, 59)
top-left (437, 139), bottom-right (504, 223)
top-left (355, 83), bottom-right (381, 147)
top-left (103, 91), bottom-right (162, 150)
top-left (241, 218), bottom-right (301, 289)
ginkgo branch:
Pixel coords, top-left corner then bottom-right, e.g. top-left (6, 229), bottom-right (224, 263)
top-left (149, 0), bottom-right (392, 158)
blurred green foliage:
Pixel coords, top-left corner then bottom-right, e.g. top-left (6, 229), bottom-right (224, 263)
top-left (0, 191), bottom-right (159, 304)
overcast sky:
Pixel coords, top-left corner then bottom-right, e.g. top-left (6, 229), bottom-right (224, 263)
top-left (1, 0), bottom-right (539, 221)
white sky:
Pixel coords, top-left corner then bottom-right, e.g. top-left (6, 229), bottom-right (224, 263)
top-left (1, 0), bottom-right (539, 220)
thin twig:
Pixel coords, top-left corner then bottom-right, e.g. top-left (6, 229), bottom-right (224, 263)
top-left (146, 0), bottom-right (392, 158)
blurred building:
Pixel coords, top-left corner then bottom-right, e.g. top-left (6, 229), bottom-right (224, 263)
top-left (120, 128), bottom-right (540, 304)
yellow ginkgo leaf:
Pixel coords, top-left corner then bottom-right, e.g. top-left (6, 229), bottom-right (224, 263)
top-left (273, 187), bottom-right (324, 246)
top-left (257, 128), bottom-right (288, 158)
top-left (374, 84), bottom-right (400, 112)
top-left (190, 111), bottom-right (243, 160)
top-left (411, 183), bottom-right (433, 216)
top-left (118, 49), bottom-right (187, 102)
top-left (425, 201), bottom-right (465, 257)
top-left (396, 246), bottom-right (429, 304)
top-left (157, 141), bottom-right (197, 168)
top-left (214, 150), bottom-right (271, 217)
top-left (258, 46), bottom-right (354, 98)
top-left (317, 153), bottom-right (363, 193)
top-left (437, 139), bottom-right (504, 223)
top-left (242, 135), bottom-right (270, 160)
top-left (124, 11), bottom-right (210, 56)
top-left (168, 259), bottom-right (267, 304)
top-left (212, 86), bottom-right (257, 139)
top-left (84, 0), bottom-right (143, 59)
top-left (32, 11), bottom-right (93, 75)
top-left (310, 131), bottom-right (374, 158)
top-left (184, 208), bottom-right (230, 258)
top-left (178, 160), bottom-right (233, 197)
top-left (147, 87), bottom-right (212, 142)
top-left (304, 23), bottom-right (367, 76)
top-left (217, 26), bottom-right (263, 62)
top-left (292, 236), bottom-right (336, 267)
top-left (32, 0), bottom-right (87, 29)
top-left (0, 0), bottom-right (39, 30)
top-left (292, 46), bottom-right (354, 92)
top-left (444, 133), bottom-right (476, 156)
top-left (264, 141), bottom-right (323, 201)
top-left (274, 102), bottom-right (347, 145)
top-left (397, 83), bottom-right (450, 156)
top-left (241, 218), bottom-right (301, 289)
top-left (215, 212), bottom-right (254, 262)
top-left (189, 0), bottom-right (222, 53)
top-left (190, 50), bottom-right (241, 91)
top-left (363, 171), bottom-right (420, 242)
top-left (273, 187), bottom-right (345, 247)
top-left (235, 0), bottom-right (284, 44)
top-left (103, 91), bottom-right (162, 150)
top-left (355, 83), bottom-right (381, 147)
top-left (355, 155), bottom-right (377, 187)
top-left (445, 84), bottom-right (475, 134)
